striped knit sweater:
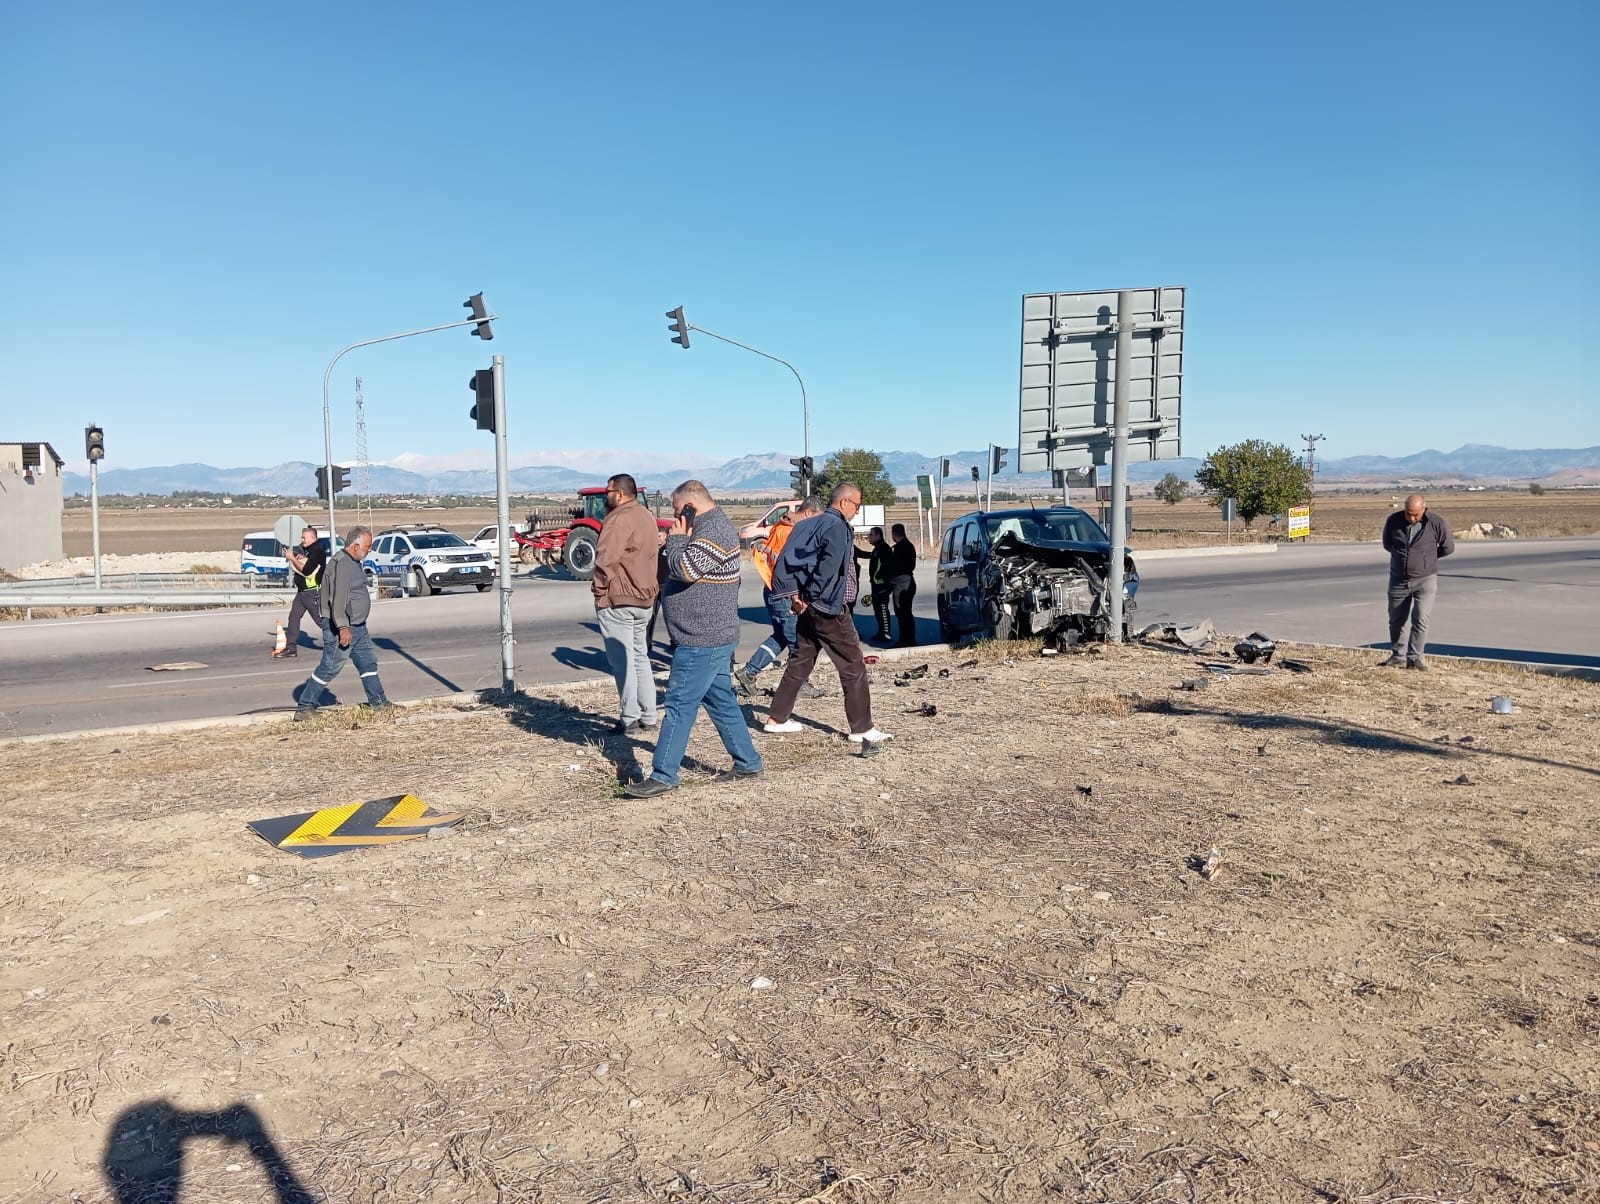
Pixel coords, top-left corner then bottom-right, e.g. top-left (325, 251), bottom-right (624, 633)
top-left (661, 506), bottom-right (743, 647)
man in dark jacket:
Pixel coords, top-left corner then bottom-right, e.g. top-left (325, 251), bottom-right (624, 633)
top-left (624, 481), bottom-right (762, 798)
top-left (762, 483), bottom-right (890, 746)
top-left (294, 526), bottom-right (390, 718)
top-left (887, 522), bottom-right (918, 646)
top-left (1380, 494), bottom-right (1455, 670)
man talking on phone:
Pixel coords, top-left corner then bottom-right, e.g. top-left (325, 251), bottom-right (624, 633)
top-left (624, 481), bottom-right (762, 798)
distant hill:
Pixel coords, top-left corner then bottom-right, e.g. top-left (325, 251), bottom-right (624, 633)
top-left (62, 444), bottom-right (1600, 497)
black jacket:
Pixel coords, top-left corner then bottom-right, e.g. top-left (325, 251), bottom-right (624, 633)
top-left (1382, 509), bottom-right (1455, 582)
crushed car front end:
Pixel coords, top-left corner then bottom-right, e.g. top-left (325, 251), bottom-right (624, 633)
top-left (980, 534), bottom-right (1139, 642)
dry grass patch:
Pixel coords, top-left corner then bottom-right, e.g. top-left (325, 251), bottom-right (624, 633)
top-left (2, 640), bottom-right (1597, 1202)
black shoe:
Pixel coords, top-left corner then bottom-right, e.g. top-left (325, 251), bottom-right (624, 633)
top-left (732, 666), bottom-right (756, 697)
top-left (360, 701), bottom-right (395, 714)
top-left (293, 707), bottom-right (318, 722)
top-left (618, 720), bottom-right (641, 734)
top-left (1407, 657), bottom-right (1428, 671)
top-left (273, 649), bottom-right (298, 659)
top-left (638, 720), bottom-right (657, 730)
top-left (796, 683), bottom-right (825, 699)
top-left (624, 777), bottom-right (677, 798)
top-left (733, 765), bottom-right (764, 779)
top-left (1378, 654), bottom-right (1405, 667)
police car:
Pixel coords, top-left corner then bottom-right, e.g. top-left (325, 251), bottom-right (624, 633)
top-left (365, 525), bottom-right (495, 596)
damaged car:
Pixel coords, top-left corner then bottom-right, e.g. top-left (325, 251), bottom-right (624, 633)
top-left (936, 507), bottom-right (1139, 644)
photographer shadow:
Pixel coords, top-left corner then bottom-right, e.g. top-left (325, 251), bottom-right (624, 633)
top-left (103, 1099), bottom-right (313, 1203)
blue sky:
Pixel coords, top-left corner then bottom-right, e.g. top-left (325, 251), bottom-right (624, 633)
top-left (3, 0), bottom-right (1594, 473)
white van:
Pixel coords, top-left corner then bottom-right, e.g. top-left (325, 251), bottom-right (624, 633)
top-left (240, 528), bottom-right (339, 578)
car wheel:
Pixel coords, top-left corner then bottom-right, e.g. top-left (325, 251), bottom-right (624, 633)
top-left (412, 567), bottom-right (433, 597)
top-left (477, 582), bottom-right (492, 592)
top-left (564, 528), bottom-right (599, 581)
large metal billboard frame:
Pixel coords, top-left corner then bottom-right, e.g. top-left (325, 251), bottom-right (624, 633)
top-left (1018, 287), bottom-right (1185, 473)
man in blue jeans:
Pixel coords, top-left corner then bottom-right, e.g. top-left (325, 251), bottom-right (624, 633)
top-left (625, 481), bottom-right (762, 798)
top-left (294, 525), bottom-right (392, 719)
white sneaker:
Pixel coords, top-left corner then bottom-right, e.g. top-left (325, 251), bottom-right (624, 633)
top-left (762, 719), bottom-right (803, 734)
top-left (848, 728), bottom-right (893, 744)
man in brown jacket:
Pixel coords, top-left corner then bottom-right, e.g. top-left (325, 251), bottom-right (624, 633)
top-left (594, 474), bottom-right (661, 732)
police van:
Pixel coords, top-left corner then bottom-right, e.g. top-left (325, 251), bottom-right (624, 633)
top-left (240, 528), bottom-right (339, 579)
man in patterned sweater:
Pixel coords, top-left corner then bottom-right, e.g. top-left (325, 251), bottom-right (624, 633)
top-left (625, 481), bottom-right (763, 798)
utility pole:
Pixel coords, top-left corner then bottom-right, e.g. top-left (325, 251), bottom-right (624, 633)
top-left (1301, 433), bottom-right (1325, 479)
top-left (1301, 433), bottom-right (1325, 513)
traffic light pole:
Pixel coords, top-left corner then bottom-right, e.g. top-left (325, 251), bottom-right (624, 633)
top-left (90, 460), bottom-right (102, 589)
top-left (490, 354), bottom-right (515, 695)
top-left (681, 324), bottom-right (809, 470)
top-left (319, 313), bottom-right (498, 538)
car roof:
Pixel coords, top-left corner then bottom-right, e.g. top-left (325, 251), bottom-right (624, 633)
top-left (953, 506), bottom-right (1095, 522)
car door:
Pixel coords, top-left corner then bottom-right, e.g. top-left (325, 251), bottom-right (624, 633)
top-left (937, 519), bottom-right (975, 632)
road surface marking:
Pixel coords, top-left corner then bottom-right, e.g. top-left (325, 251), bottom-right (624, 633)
top-left (105, 653), bottom-right (489, 689)
top-left (1341, 602), bottom-right (1368, 608)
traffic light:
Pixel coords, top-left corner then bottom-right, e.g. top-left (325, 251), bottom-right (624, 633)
top-left (788, 455), bottom-right (813, 496)
top-left (666, 306), bottom-right (691, 350)
top-left (970, 465), bottom-right (980, 482)
top-left (469, 368), bottom-right (498, 432)
top-left (315, 466), bottom-right (330, 500)
top-left (85, 424), bottom-right (105, 463)
top-left (990, 445), bottom-right (1008, 475)
top-left (464, 293), bottom-right (493, 340)
top-left (941, 457), bottom-right (951, 478)
top-left (333, 466), bottom-right (351, 494)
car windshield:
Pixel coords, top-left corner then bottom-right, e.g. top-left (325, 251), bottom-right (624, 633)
top-left (983, 512), bottom-right (1106, 545)
top-left (409, 533), bottom-right (470, 550)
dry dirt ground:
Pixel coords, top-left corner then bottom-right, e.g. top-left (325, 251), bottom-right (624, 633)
top-left (2, 641), bottom-right (1597, 1203)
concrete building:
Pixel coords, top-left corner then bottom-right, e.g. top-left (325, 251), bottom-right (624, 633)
top-left (0, 441), bottom-right (65, 571)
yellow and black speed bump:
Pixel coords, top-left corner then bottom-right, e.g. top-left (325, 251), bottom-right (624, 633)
top-left (248, 794), bottom-right (463, 859)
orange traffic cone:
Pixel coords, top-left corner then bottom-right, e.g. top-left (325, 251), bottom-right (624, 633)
top-left (271, 620), bottom-right (288, 657)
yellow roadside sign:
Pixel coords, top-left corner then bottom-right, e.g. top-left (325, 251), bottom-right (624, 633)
top-left (248, 794), bottom-right (462, 859)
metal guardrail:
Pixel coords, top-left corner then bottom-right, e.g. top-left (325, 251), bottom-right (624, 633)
top-left (0, 588), bottom-right (294, 610)
top-left (0, 572), bottom-right (282, 591)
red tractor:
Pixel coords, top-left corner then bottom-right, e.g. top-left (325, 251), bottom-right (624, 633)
top-left (517, 486), bottom-right (673, 581)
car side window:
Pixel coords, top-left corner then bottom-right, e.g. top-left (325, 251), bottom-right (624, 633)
top-left (941, 523), bottom-right (958, 562)
top-left (375, 537), bottom-right (391, 555)
top-left (394, 539), bottom-right (411, 556)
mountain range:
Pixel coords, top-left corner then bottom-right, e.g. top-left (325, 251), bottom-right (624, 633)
top-left (61, 444), bottom-right (1600, 497)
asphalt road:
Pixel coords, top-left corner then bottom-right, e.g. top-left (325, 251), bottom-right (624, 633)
top-left (3, 538), bottom-right (1595, 739)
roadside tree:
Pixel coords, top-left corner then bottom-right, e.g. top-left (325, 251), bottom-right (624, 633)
top-left (1154, 472), bottom-right (1190, 505)
top-left (815, 449), bottom-right (897, 506)
top-left (1528, 482), bottom-right (1546, 496)
top-left (1194, 439), bottom-right (1311, 528)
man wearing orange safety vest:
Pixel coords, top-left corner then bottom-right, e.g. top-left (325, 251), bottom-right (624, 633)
top-left (733, 496), bottom-right (826, 698)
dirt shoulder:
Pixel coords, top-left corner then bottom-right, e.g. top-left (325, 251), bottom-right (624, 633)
top-left (2, 642), bottom-right (1596, 1202)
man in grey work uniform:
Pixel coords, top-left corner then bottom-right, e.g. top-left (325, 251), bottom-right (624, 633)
top-left (294, 525), bottom-right (392, 718)
top-left (1380, 493), bottom-right (1455, 670)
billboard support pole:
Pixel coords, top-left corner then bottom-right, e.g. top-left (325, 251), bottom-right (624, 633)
top-left (1106, 291), bottom-right (1132, 644)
